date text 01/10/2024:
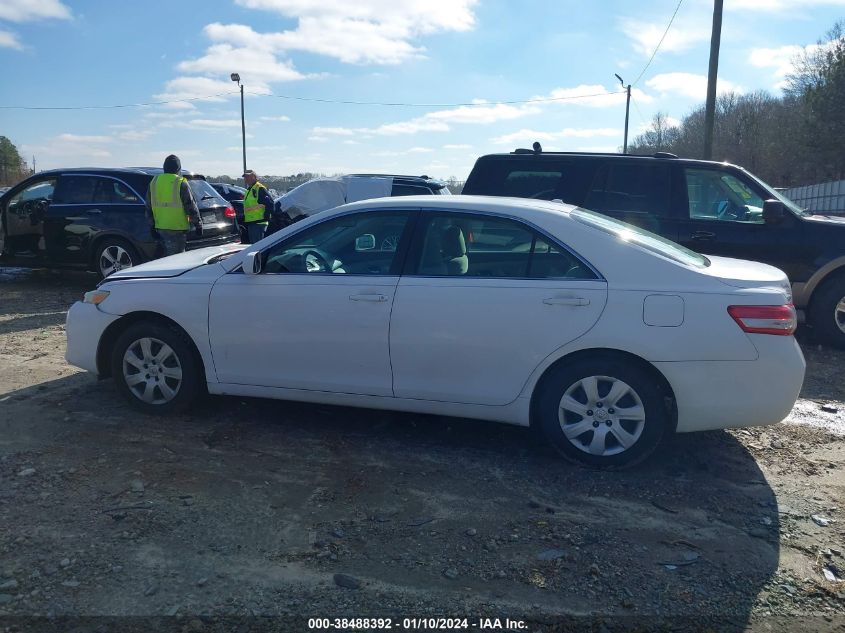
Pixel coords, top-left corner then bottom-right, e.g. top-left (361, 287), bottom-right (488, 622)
top-left (306, 618), bottom-right (527, 630)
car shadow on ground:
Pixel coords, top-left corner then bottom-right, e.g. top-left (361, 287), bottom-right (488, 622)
top-left (1, 372), bottom-right (779, 630)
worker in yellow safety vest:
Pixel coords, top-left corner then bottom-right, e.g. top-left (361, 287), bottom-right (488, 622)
top-left (145, 155), bottom-right (200, 256)
top-left (242, 169), bottom-right (273, 244)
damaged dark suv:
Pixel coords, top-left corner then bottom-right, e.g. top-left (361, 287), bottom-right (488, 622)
top-left (0, 167), bottom-right (239, 278)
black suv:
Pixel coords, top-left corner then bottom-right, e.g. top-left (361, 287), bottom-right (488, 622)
top-left (464, 148), bottom-right (845, 346)
top-left (0, 168), bottom-right (239, 278)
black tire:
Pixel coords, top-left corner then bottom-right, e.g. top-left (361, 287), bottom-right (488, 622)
top-left (111, 321), bottom-right (202, 415)
top-left (534, 355), bottom-right (669, 469)
top-left (809, 275), bottom-right (845, 348)
top-left (94, 237), bottom-right (141, 280)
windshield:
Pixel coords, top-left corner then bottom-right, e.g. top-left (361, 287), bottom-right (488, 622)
top-left (745, 170), bottom-right (809, 216)
top-left (572, 208), bottom-right (710, 268)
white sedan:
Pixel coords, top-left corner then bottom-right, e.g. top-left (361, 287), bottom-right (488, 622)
top-left (65, 196), bottom-right (805, 467)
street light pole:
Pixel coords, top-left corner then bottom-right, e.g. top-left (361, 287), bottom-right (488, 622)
top-left (230, 73), bottom-right (247, 174)
top-left (615, 74), bottom-right (631, 154)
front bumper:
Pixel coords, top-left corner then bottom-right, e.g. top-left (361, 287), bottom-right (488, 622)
top-left (65, 301), bottom-right (121, 375)
top-left (657, 336), bottom-right (806, 433)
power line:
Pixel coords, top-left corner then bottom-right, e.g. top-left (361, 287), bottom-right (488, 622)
top-left (630, 93), bottom-right (647, 127)
top-left (0, 92), bottom-right (239, 111)
top-left (0, 89), bottom-right (626, 111)
top-left (631, 0), bottom-right (685, 87)
top-left (250, 89), bottom-right (627, 108)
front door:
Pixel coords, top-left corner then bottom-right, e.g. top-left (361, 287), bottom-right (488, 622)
top-left (675, 167), bottom-right (809, 280)
top-left (208, 209), bottom-right (415, 395)
top-left (2, 177), bottom-right (57, 258)
top-left (390, 211), bottom-right (607, 405)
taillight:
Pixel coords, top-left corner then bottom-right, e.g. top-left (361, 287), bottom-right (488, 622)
top-left (224, 205), bottom-right (236, 218)
top-left (727, 304), bottom-right (797, 336)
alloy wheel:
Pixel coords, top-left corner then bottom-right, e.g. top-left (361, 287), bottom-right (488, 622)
top-left (99, 244), bottom-right (134, 278)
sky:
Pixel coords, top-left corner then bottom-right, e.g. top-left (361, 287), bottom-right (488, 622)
top-left (1, 0), bottom-right (844, 180)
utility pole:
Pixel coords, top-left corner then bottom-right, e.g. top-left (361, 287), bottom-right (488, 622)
top-left (703, 0), bottom-right (723, 160)
top-left (615, 74), bottom-right (631, 154)
top-left (230, 73), bottom-right (247, 174)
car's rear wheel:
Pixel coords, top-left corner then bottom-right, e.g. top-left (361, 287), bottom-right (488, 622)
top-left (535, 356), bottom-right (669, 468)
top-left (809, 275), bottom-right (845, 349)
top-left (95, 238), bottom-right (140, 279)
top-left (111, 322), bottom-right (201, 414)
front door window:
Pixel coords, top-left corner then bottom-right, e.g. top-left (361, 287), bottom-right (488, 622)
top-left (685, 169), bottom-right (765, 223)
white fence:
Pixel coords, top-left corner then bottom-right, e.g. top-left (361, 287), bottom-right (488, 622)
top-left (784, 179), bottom-right (845, 215)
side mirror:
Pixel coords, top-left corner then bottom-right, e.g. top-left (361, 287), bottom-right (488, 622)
top-left (763, 199), bottom-right (785, 224)
top-left (242, 250), bottom-right (262, 275)
top-left (355, 234), bottom-right (376, 251)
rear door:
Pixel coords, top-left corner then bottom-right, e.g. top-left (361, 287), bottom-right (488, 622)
top-left (48, 174), bottom-right (147, 264)
top-left (675, 166), bottom-right (809, 278)
top-left (390, 210), bottom-right (607, 405)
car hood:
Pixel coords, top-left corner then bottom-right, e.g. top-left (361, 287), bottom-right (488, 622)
top-left (702, 255), bottom-right (791, 296)
top-left (106, 244), bottom-right (246, 280)
top-left (803, 213), bottom-right (845, 224)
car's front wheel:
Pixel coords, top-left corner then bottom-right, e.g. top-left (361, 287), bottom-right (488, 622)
top-left (535, 356), bottom-right (669, 468)
top-left (111, 321), bottom-right (202, 414)
top-left (809, 275), bottom-right (845, 349)
top-left (95, 238), bottom-right (140, 279)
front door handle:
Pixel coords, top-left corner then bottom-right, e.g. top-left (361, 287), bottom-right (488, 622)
top-left (543, 297), bottom-right (590, 307)
top-left (690, 230), bottom-right (715, 241)
top-left (349, 293), bottom-right (387, 302)
top-left (86, 209), bottom-right (103, 215)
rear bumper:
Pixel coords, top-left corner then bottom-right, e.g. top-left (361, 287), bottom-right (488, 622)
top-left (187, 231), bottom-right (240, 251)
top-left (656, 336), bottom-right (806, 433)
top-left (65, 301), bottom-right (121, 375)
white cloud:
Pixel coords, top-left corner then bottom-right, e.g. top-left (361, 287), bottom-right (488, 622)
top-left (56, 133), bottom-right (112, 143)
top-left (0, 0), bottom-right (71, 22)
top-left (0, 29), bottom-right (22, 49)
top-left (342, 140), bottom-right (360, 145)
top-left (749, 39), bottom-right (843, 89)
top-left (407, 147), bottom-right (433, 153)
top-left (619, 17), bottom-right (710, 56)
top-left (491, 127), bottom-right (621, 146)
top-left (308, 136), bottom-right (330, 142)
top-left (313, 126), bottom-right (355, 136)
top-left (646, 73), bottom-right (743, 99)
top-left (219, 0), bottom-right (478, 65)
top-left (260, 115), bottom-right (291, 122)
top-left (443, 144), bottom-right (471, 150)
top-left (178, 43), bottom-right (310, 84)
top-left (117, 130), bottom-right (154, 142)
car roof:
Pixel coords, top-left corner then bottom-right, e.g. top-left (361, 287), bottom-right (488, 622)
top-left (476, 151), bottom-right (743, 170)
top-left (31, 167), bottom-right (205, 178)
top-left (338, 194), bottom-right (575, 218)
top-left (346, 173), bottom-right (446, 185)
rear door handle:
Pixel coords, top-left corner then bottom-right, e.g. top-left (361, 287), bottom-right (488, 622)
top-left (543, 297), bottom-right (590, 307)
top-left (86, 209), bottom-right (102, 215)
top-left (349, 293), bottom-right (387, 302)
top-left (690, 230), bottom-right (715, 241)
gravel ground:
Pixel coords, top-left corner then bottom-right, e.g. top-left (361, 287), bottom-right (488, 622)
top-left (0, 267), bottom-right (843, 633)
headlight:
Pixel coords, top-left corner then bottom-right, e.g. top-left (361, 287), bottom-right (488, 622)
top-left (83, 290), bottom-right (110, 305)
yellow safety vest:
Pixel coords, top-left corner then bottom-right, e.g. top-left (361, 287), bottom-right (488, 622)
top-left (149, 174), bottom-right (189, 231)
top-left (243, 182), bottom-right (268, 224)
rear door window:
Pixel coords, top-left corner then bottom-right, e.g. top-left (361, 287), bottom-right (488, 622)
top-left (410, 212), bottom-right (597, 279)
top-left (54, 176), bottom-right (100, 204)
top-left (583, 163), bottom-right (671, 218)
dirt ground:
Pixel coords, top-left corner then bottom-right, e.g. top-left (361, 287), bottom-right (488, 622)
top-left (0, 267), bottom-right (844, 633)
